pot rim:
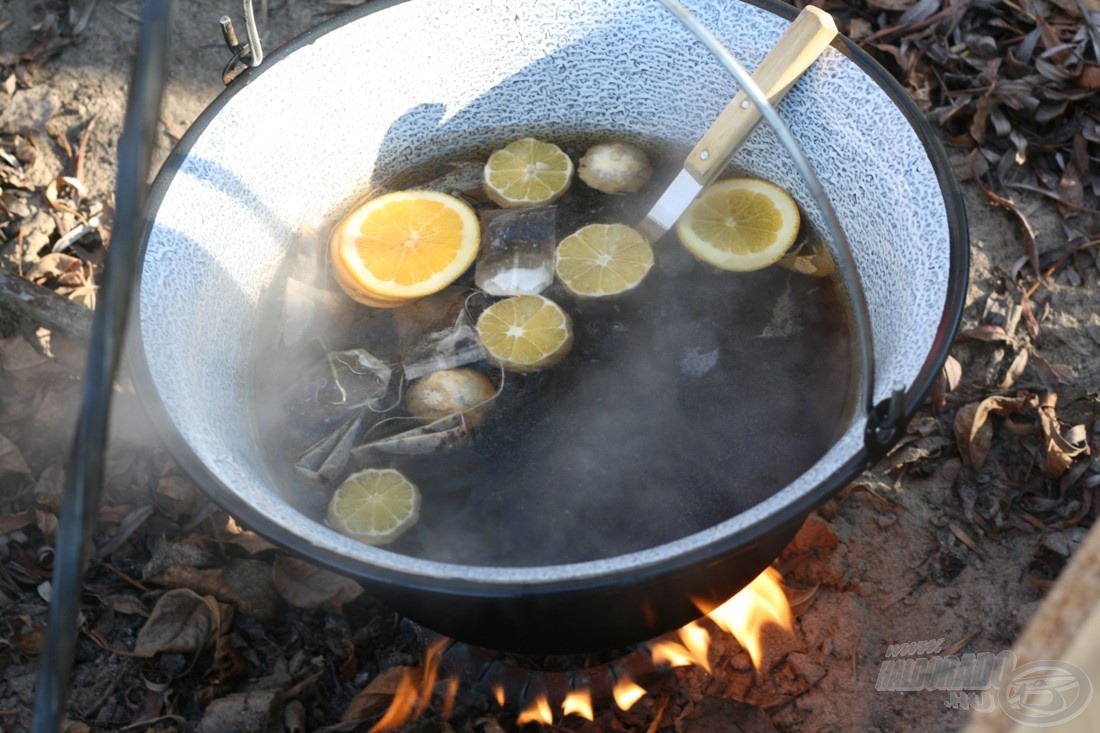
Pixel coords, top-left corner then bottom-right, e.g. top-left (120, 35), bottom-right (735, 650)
top-left (132, 0), bottom-right (969, 595)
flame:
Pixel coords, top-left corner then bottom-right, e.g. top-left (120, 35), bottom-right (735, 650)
top-left (516, 694), bottom-right (553, 725)
top-left (679, 621), bottom-right (712, 672)
top-left (703, 567), bottom-right (793, 670)
top-left (562, 689), bottom-right (594, 720)
top-left (439, 676), bottom-right (459, 720)
top-left (649, 640), bottom-right (698, 668)
top-left (368, 568), bottom-right (793, 726)
top-left (369, 668), bottom-right (419, 733)
top-left (650, 621), bottom-right (712, 671)
top-left (368, 639), bottom-right (450, 733)
top-left (612, 676), bottom-right (647, 711)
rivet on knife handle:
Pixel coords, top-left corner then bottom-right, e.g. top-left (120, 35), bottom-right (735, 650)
top-left (684, 6), bottom-right (837, 186)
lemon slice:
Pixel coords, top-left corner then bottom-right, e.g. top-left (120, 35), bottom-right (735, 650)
top-left (555, 223), bottom-right (654, 297)
top-left (327, 468), bottom-right (420, 545)
top-left (675, 178), bottom-right (800, 272)
top-left (483, 138), bottom-right (574, 208)
top-left (475, 295), bottom-right (574, 372)
top-left (330, 190), bottom-right (480, 302)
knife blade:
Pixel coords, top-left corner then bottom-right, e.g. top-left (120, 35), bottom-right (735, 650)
top-left (637, 6), bottom-right (838, 242)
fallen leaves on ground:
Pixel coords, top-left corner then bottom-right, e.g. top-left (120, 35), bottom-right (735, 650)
top-left (146, 557), bottom-right (282, 622)
top-left (132, 589), bottom-right (229, 658)
top-left (272, 556), bottom-right (364, 613)
top-left (954, 392), bottom-right (1039, 470)
top-left (0, 430), bottom-right (31, 474)
top-left (1037, 392), bottom-right (1090, 478)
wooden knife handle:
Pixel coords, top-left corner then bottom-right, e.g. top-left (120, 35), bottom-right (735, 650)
top-left (684, 6), bottom-right (838, 184)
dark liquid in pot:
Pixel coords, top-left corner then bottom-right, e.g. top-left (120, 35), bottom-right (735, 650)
top-left (251, 139), bottom-right (858, 567)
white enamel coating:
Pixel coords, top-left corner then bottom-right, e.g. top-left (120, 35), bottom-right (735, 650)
top-left (139, 0), bottom-right (951, 583)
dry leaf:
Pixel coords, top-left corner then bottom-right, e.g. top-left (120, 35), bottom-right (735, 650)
top-left (132, 589), bottom-right (225, 657)
top-left (341, 667), bottom-right (413, 722)
top-left (931, 354), bottom-right (963, 410)
top-left (102, 594), bottom-right (150, 617)
top-left (154, 475), bottom-right (203, 520)
top-left (1029, 353), bottom-right (1073, 392)
top-left (196, 690), bottom-right (284, 733)
top-left (44, 176), bottom-right (87, 214)
top-left (149, 559), bottom-right (281, 621)
top-left (0, 432), bottom-right (32, 474)
top-left (1038, 393), bottom-right (1089, 479)
top-left (217, 527), bottom-right (277, 556)
top-left (272, 556), bottom-right (364, 613)
top-left (949, 523), bottom-right (986, 559)
top-left (865, 0), bottom-right (918, 10)
top-left (898, 0), bottom-right (940, 24)
top-left (26, 252), bottom-right (84, 285)
top-left (954, 392), bottom-right (1038, 469)
top-left (886, 435), bottom-right (954, 473)
top-left (0, 507), bottom-right (39, 534)
top-left (942, 355), bottom-right (962, 391)
top-left (958, 324), bottom-right (1013, 343)
top-left (999, 348), bottom-right (1029, 389)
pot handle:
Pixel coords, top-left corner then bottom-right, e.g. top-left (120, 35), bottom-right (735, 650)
top-left (683, 7), bottom-right (837, 186)
top-left (658, 0), bottom-right (891, 455)
top-left (220, 0), bottom-right (265, 85)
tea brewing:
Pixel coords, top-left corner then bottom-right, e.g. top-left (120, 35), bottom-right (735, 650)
top-left (251, 138), bottom-right (858, 567)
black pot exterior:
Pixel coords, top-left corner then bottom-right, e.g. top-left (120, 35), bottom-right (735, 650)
top-left (132, 0), bottom-right (969, 655)
top-left (367, 517), bottom-right (803, 654)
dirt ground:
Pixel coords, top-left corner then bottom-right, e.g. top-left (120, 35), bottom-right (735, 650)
top-left (2, 1), bottom-right (1099, 732)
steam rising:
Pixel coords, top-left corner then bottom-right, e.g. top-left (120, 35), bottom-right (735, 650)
top-left (250, 144), bottom-right (857, 568)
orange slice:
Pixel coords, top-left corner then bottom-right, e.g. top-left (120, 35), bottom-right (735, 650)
top-left (330, 190), bottom-right (480, 302)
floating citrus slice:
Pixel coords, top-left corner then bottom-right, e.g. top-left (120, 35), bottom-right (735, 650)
top-left (329, 241), bottom-right (409, 308)
top-left (330, 190), bottom-right (479, 303)
top-left (675, 178), bottom-right (801, 272)
top-left (483, 138), bottom-right (574, 208)
top-left (475, 295), bottom-right (574, 372)
top-left (406, 368), bottom-right (497, 428)
top-left (555, 223), bottom-right (654, 297)
top-left (327, 468), bottom-right (420, 545)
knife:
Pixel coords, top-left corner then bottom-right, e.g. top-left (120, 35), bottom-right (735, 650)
top-left (637, 6), bottom-right (838, 242)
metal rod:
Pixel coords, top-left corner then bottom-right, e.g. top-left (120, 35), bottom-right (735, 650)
top-left (243, 0), bottom-right (264, 67)
top-left (219, 15), bottom-right (240, 50)
top-left (32, 1), bottom-right (176, 731)
top-left (656, 0), bottom-right (876, 417)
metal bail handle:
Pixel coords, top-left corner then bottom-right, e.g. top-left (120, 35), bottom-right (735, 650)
top-left (220, 0), bottom-right (265, 85)
top-left (655, 0), bottom-right (896, 456)
top-left (865, 387), bottom-right (906, 461)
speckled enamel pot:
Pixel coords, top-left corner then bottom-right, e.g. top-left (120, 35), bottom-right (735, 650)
top-left (134, 0), bottom-right (967, 652)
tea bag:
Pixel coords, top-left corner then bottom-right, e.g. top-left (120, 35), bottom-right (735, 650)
top-left (325, 348), bottom-right (394, 408)
top-left (352, 414), bottom-right (470, 458)
top-left (281, 224), bottom-right (328, 348)
top-left (402, 309), bottom-right (489, 381)
top-left (758, 282), bottom-right (803, 339)
top-left (296, 412), bottom-right (368, 483)
top-left (288, 347), bottom-right (394, 439)
top-left (283, 279), bottom-right (348, 349)
top-left (474, 207), bottom-right (557, 296)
